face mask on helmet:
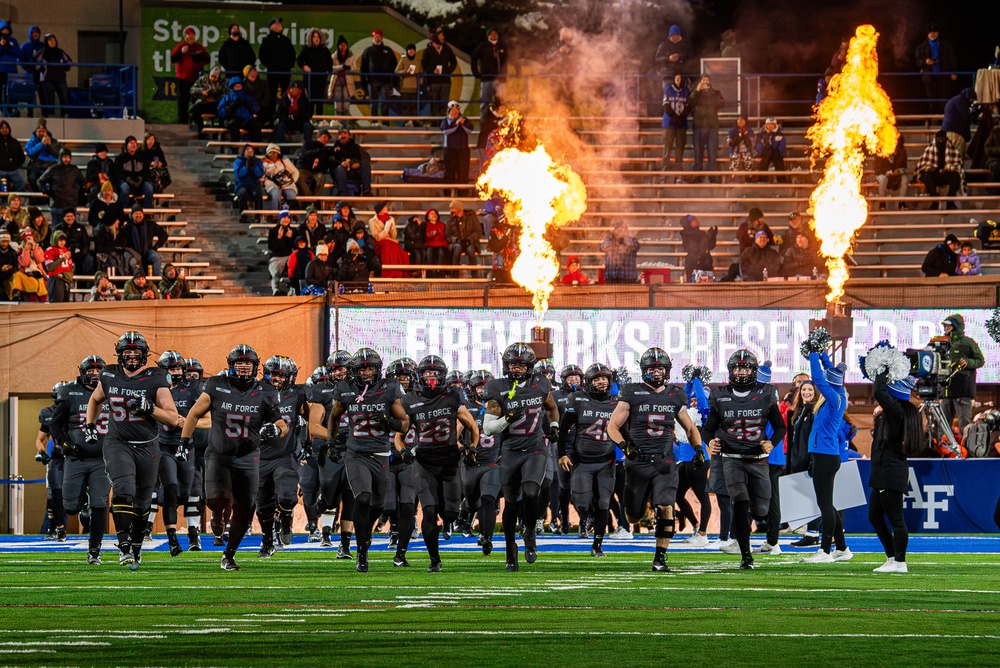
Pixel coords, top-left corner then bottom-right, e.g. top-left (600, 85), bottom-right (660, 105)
top-left (502, 343), bottom-right (536, 382)
top-left (640, 348), bottom-right (671, 388)
top-left (350, 349), bottom-right (383, 385)
top-left (184, 358), bottom-right (203, 381)
top-left (116, 331), bottom-right (149, 373)
top-left (78, 356), bottom-right (105, 390)
top-left (227, 345), bottom-right (260, 387)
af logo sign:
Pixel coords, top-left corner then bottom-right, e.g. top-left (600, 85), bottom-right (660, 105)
top-left (904, 467), bottom-right (954, 529)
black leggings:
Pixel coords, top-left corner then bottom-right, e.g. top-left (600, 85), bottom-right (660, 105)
top-left (811, 454), bottom-right (846, 553)
top-left (716, 493), bottom-right (732, 540)
top-left (677, 461), bottom-right (711, 532)
top-left (868, 488), bottom-right (908, 562)
top-left (610, 463), bottom-right (627, 530)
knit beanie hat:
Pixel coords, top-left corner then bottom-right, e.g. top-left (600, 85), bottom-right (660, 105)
top-left (825, 362), bottom-right (847, 387)
top-left (887, 377), bottom-right (915, 401)
top-left (756, 360), bottom-right (772, 384)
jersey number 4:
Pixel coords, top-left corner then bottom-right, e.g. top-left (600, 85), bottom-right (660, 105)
top-left (584, 418), bottom-right (609, 442)
top-left (726, 417), bottom-right (763, 441)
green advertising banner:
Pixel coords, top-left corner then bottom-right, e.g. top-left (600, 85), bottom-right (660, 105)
top-left (140, 2), bottom-right (473, 123)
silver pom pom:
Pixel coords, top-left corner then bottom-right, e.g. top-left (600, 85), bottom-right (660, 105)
top-left (800, 327), bottom-right (832, 359)
top-left (860, 341), bottom-right (911, 382)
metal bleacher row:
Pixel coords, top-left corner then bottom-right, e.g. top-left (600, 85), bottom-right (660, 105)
top-left (206, 111), bottom-right (998, 282)
top-left (12, 138), bottom-right (224, 297)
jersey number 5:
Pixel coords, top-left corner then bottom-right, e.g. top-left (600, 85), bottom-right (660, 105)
top-left (225, 414), bottom-right (252, 438)
top-left (727, 417), bottom-right (763, 441)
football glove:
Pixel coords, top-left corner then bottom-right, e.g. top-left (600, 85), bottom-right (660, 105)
top-left (34, 451), bottom-right (51, 466)
top-left (129, 394), bottom-right (155, 418)
top-left (545, 421), bottom-right (560, 442)
top-left (399, 447), bottom-right (415, 464)
top-left (176, 438), bottom-right (191, 462)
top-left (297, 415), bottom-right (308, 430)
top-left (299, 442), bottom-right (314, 464)
top-left (462, 446), bottom-right (477, 467)
top-left (504, 407), bottom-right (526, 424)
top-left (692, 447), bottom-right (706, 470)
top-left (369, 413), bottom-right (389, 432)
top-left (83, 423), bottom-right (99, 445)
top-left (260, 422), bottom-right (280, 440)
top-left (63, 442), bottom-right (81, 458)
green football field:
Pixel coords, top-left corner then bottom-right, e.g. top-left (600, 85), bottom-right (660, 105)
top-left (1, 550), bottom-right (998, 667)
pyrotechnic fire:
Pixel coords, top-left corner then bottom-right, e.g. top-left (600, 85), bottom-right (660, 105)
top-left (806, 24), bottom-right (897, 303)
top-left (477, 142), bottom-right (587, 317)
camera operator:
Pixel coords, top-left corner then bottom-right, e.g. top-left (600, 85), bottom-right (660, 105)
top-left (939, 314), bottom-right (984, 433)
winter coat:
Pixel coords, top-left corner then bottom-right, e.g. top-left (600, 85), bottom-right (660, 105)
top-left (421, 42), bottom-right (457, 87)
top-left (123, 217), bottom-right (168, 254)
top-left (123, 277), bottom-right (160, 300)
top-left (297, 34), bottom-right (333, 75)
top-left (807, 352), bottom-right (846, 457)
top-left (93, 222), bottom-right (126, 255)
top-left (404, 218), bottom-right (425, 252)
top-left (920, 243), bottom-right (957, 277)
top-left (442, 115), bottom-right (473, 149)
top-left (298, 221), bottom-right (327, 249)
top-left (728, 125), bottom-right (754, 158)
top-left (689, 86), bottom-right (724, 129)
top-left (788, 400), bottom-right (816, 473)
top-left (446, 211), bottom-right (482, 245)
top-left (0, 123), bottom-right (25, 171)
top-left (870, 374), bottom-right (909, 493)
top-left (243, 75), bottom-right (270, 114)
top-left (661, 82), bottom-right (690, 130)
top-left (19, 26), bottom-right (43, 75)
top-left (52, 220), bottom-right (90, 258)
top-left (781, 241), bottom-right (821, 277)
top-left (142, 143), bottom-right (167, 169)
top-left (114, 140), bottom-right (149, 187)
top-left (957, 250), bottom-right (981, 276)
top-left (218, 77), bottom-right (259, 122)
top-left (88, 194), bottom-right (126, 229)
top-left (159, 263), bottom-right (191, 299)
top-left (37, 162), bottom-right (85, 208)
top-left (678, 218), bottom-right (717, 276)
top-left (233, 152), bottom-right (264, 189)
top-left (262, 156), bottom-right (299, 192)
top-left (654, 38), bottom-right (691, 77)
top-left (287, 247), bottom-right (314, 279)
top-left (25, 131), bottom-right (59, 166)
top-left (305, 257), bottom-right (335, 287)
top-left (338, 250), bottom-right (380, 284)
top-left (915, 37), bottom-right (957, 74)
top-left (756, 125), bottom-right (786, 157)
top-left (424, 219), bottom-right (447, 248)
top-left (739, 243), bottom-right (781, 281)
top-left (737, 221), bottom-right (774, 251)
top-left (267, 222), bottom-right (296, 257)
top-left (36, 35), bottom-right (71, 83)
top-left (296, 138), bottom-right (331, 172)
top-left (85, 154), bottom-right (115, 188)
top-left (258, 31), bottom-right (296, 74)
top-left (170, 39), bottom-right (210, 83)
top-left (394, 54), bottom-right (421, 95)
top-left (0, 23), bottom-right (20, 76)
top-left (943, 314), bottom-right (985, 399)
top-left (941, 87), bottom-right (977, 141)
top-left (218, 36), bottom-right (256, 77)
top-left (368, 215), bottom-right (397, 242)
top-left (190, 67), bottom-right (226, 103)
top-left (276, 89), bottom-right (313, 127)
top-left (471, 39), bottom-right (508, 81)
top-left (360, 43), bottom-right (398, 86)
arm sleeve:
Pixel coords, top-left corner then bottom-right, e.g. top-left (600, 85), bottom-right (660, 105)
top-left (483, 412), bottom-right (508, 436)
top-left (556, 405), bottom-right (578, 458)
top-left (699, 406), bottom-right (720, 444)
top-left (766, 402), bottom-right (786, 446)
top-left (872, 373), bottom-right (905, 422)
top-left (50, 399), bottom-right (69, 444)
top-left (809, 352), bottom-right (839, 402)
top-left (691, 378), bottom-right (709, 414)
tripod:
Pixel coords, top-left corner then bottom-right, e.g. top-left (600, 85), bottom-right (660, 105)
top-left (919, 398), bottom-right (961, 456)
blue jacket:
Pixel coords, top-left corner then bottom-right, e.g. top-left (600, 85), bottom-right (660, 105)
top-left (0, 22), bottom-right (20, 75)
top-left (678, 377), bottom-right (709, 462)
top-left (661, 82), bottom-right (690, 130)
top-left (19, 26), bottom-right (42, 74)
top-left (756, 126), bottom-right (786, 157)
top-left (25, 132), bottom-right (59, 164)
top-left (807, 352), bottom-right (846, 456)
top-left (233, 148), bottom-right (264, 189)
top-left (218, 77), bottom-right (259, 123)
top-left (838, 420), bottom-right (857, 463)
top-left (941, 87), bottom-right (976, 141)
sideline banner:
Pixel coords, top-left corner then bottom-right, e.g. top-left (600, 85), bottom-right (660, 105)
top-left (140, 3), bottom-right (472, 122)
top-left (331, 307), bottom-right (1000, 383)
top-left (843, 459), bottom-right (1000, 534)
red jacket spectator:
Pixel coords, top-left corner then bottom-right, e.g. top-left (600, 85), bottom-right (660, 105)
top-left (425, 217), bottom-right (448, 247)
top-left (171, 30), bottom-right (210, 83)
top-left (287, 237), bottom-right (314, 280)
top-left (560, 255), bottom-right (591, 285)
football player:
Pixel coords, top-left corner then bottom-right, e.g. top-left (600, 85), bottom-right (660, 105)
top-left (35, 382), bottom-right (67, 541)
top-left (181, 357), bottom-right (208, 551)
top-left (86, 332), bottom-right (180, 570)
top-left (459, 370), bottom-right (501, 554)
top-left (607, 348), bottom-right (702, 572)
top-left (156, 350), bottom-right (199, 557)
top-left (482, 343), bottom-right (560, 571)
top-left (549, 364), bottom-right (582, 535)
top-left (180, 345), bottom-right (286, 571)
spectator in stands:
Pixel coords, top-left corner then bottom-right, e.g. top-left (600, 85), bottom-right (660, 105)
top-left (874, 135), bottom-right (910, 210)
top-left (422, 27), bottom-right (458, 118)
top-left (286, 235), bottom-right (313, 294)
top-left (447, 200), bottom-right (482, 267)
top-left (53, 209), bottom-right (91, 275)
top-left (360, 29), bottom-right (398, 122)
top-left (88, 179), bottom-right (125, 231)
top-left (338, 237), bottom-right (380, 290)
top-left (755, 117), bottom-right (787, 183)
top-left (88, 270), bottom-right (120, 301)
top-left (160, 263), bottom-right (194, 299)
top-left (218, 76), bottom-right (262, 143)
top-left (941, 87), bottom-right (977, 162)
top-left (42, 228), bottom-right (73, 301)
top-left (661, 73), bottom-right (690, 178)
top-left (267, 210), bottom-right (295, 295)
top-left (0, 230), bottom-right (16, 299)
top-left (170, 27), bottom-right (210, 125)
top-left (488, 216), bottom-right (518, 283)
top-left (600, 221), bottom-right (640, 284)
top-left (442, 100), bottom-right (473, 184)
top-left (0, 22), bottom-right (18, 106)
top-left (233, 143), bottom-right (263, 218)
top-left (914, 131), bottom-right (963, 210)
top-left (296, 129), bottom-right (331, 197)
top-left (24, 121), bottom-right (59, 190)
top-left (546, 28), bottom-right (578, 109)
top-left (123, 203), bottom-right (168, 276)
top-left (728, 115), bottom-right (754, 174)
top-left (394, 43), bottom-right (421, 123)
top-left (423, 208), bottom-right (448, 268)
top-left (297, 205), bottom-right (326, 250)
top-left (275, 80), bottom-right (313, 143)
top-left (85, 143), bottom-right (114, 201)
top-left (24, 205), bottom-right (49, 247)
top-left (36, 33), bottom-right (72, 117)
top-left (189, 65), bottom-right (225, 133)
top-left (142, 133), bottom-right (171, 195)
top-left (920, 233), bottom-right (959, 277)
top-left (258, 18), bottom-right (296, 102)
top-left (93, 202), bottom-right (130, 276)
top-left (218, 24), bottom-right (256, 78)
top-left (262, 144), bottom-right (298, 211)
top-left (328, 36), bottom-right (356, 121)
top-left (737, 208), bottom-right (774, 251)
top-left (403, 214), bottom-right (425, 265)
top-left (297, 29), bottom-right (332, 116)
top-left (350, 219), bottom-right (376, 255)
top-left (7, 194), bottom-right (27, 228)
top-left (654, 25), bottom-right (690, 79)
top-left (985, 122), bottom-right (1000, 182)
top-left (19, 26), bottom-right (43, 82)
top-left (12, 228), bottom-right (47, 301)
top-left (781, 233), bottom-right (821, 278)
top-left (369, 201), bottom-right (409, 277)
top-left (678, 214), bottom-right (716, 282)
top-left (830, 36), bottom-right (849, 74)
top-left (957, 241), bottom-right (981, 276)
top-left (689, 75), bottom-right (724, 178)
top-left (330, 128), bottom-right (371, 196)
top-left (740, 230), bottom-right (781, 281)
top-left (302, 243), bottom-right (334, 295)
top-left (123, 267), bottom-right (160, 300)
top-left (325, 212), bottom-right (351, 265)
top-left (914, 24), bottom-right (957, 114)
top-left (115, 135), bottom-right (154, 209)
top-left (816, 67), bottom-right (833, 104)
top-left (0, 120), bottom-right (26, 192)
top-left (471, 27), bottom-right (508, 106)
top-left (560, 256), bottom-right (590, 285)
top-left (331, 199), bottom-right (356, 229)
top-left (782, 211), bottom-right (816, 255)
top-left (242, 65), bottom-right (272, 126)
top-left (38, 147), bottom-right (84, 221)
top-left (478, 99), bottom-right (506, 171)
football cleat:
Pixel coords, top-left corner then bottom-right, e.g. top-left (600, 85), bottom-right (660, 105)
top-left (651, 554), bottom-right (669, 572)
top-left (258, 541), bottom-right (275, 559)
top-left (442, 523), bottom-right (452, 540)
top-left (387, 532), bottom-right (399, 549)
top-left (221, 553), bottom-right (241, 571)
top-left (356, 552), bottom-right (369, 573)
top-left (739, 556), bottom-right (756, 570)
top-left (506, 560), bottom-right (519, 572)
top-left (168, 533), bottom-right (182, 557)
top-left (212, 534), bottom-right (224, 547)
top-left (591, 539), bottom-right (605, 558)
top-left (56, 527), bottom-right (66, 542)
top-left (307, 528), bottom-right (321, 543)
top-left (279, 515), bottom-right (293, 546)
top-left (336, 545), bottom-right (353, 560)
top-left (392, 553), bottom-right (410, 567)
top-left (427, 558), bottom-right (442, 573)
top-left (481, 537), bottom-right (493, 556)
top-left (187, 529), bottom-right (202, 552)
top-left (320, 528), bottom-right (333, 547)
top-left (87, 551), bottom-right (102, 566)
top-left (524, 535), bottom-right (537, 564)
